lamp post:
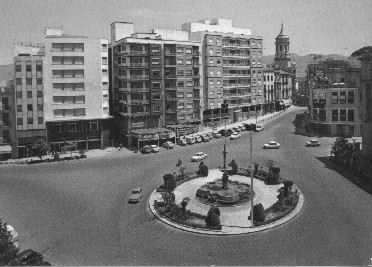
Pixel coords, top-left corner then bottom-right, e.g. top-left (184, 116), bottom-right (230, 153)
top-left (249, 127), bottom-right (254, 227)
top-left (222, 122), bottom-right (227, 168)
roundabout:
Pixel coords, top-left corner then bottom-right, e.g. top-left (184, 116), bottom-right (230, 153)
top-left (149, 169), bottom-right (304, 235)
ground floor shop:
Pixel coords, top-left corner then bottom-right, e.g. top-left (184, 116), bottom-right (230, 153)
top-left (129, 128), bottom-right (175, 151)
top-left (310, 122), bottom-right (361, 137)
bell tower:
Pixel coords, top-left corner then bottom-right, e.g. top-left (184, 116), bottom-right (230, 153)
top-left (274, 22), bottom-right (291, 70)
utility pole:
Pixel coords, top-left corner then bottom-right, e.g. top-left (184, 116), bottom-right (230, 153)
top-left (250, 128), bottom-right (254, 227)
top-left (222, 122), bottom-right (227, 168)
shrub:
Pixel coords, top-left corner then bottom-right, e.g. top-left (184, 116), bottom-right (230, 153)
top-left (53, 153), bottom-right (60, 162)
top-left (253, 203), bottom-right (265, 223)
top-left (163, 173), bottom-right (177, 191)
top-left (228, 159), bottom-right (238, 174)
top-left (79, 150), bottom-right (86, 155)
top-left (205, 206), bottom-right (222, 230)
top-left (198, 162), bottom-right (209, 177)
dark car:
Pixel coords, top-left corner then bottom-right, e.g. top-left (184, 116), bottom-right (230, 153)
top-left (244, 123), bottom-right (256, 131)
top-left (140, 145), bottom-right (152, 154)
top-left (219, 129), bottom-right (233, 137)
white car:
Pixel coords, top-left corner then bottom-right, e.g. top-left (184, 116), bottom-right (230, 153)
top-left (305, 139), bottom-right (320, 147)
top-left (263, 141), bottom-right (280, 149)
top-left (191, 152), bottom-right (208, 162)
top-left (212, 131), bottom-right (221, 138)
top-left (230, 132), bottom-right (241, 140)
top-left (128, 187), bottom-right (144, 203)
top-left (255, 124), bottom-right (265, 132)
top-left (150, 144), bottom-right (159, 153)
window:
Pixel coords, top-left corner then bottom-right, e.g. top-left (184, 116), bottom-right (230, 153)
top-left (102, 44), bottom-right (107, 52)
top-left (177, 70), bottom-right (184, 76)
top-left (52, 69), bottom-right (84, 78)
top-left (26, 63), bottom-right (31, 72)
top-left (27, 104), bottom-right (33, 112)
top-left (52, 43), bottom-right (84, 52)
top-left (102, 69), bottom-right (108, 76)
top-left (16, 91), bottom-right (22, 98)
top-left (178, 103), bottom-right (184, 109)
top-left (348, 91), bottom-right (354, 104)
top-left (186, 59), bottom-right (192, 65)
top-left (348, 109), bottom-right (354, 121)
top-left (38, 117), bottom-right (43, 124)
top-left (186, 48), bottom-right (192, 54)
top-left (15, 64), bottom-right (21, 72)
top-left (177, 59), bottom-right (183, 65)
top-left (17, 105), bottom-right (22, 112)
top-left (178, 92), bottom-right (184, 98)
top-left (102, 57), bottom-right (108, 65)
top-left (187, 103), bottom-right (193, 109)
top-left (186, 81), bottom-right (193, 87)
top-left (38, 104), bottom-right (43, 111)
top-left (17, 118), bottom-right (23, 125)
top-left (209, 71), bottom-right (214, 77)
top-left (153, 106), bottom-right (161, 112)
top-left (331, 92), bottom-right (338, 104)
top-left (16, 78), bottom-right (22, 85)
top-left (27, 118), bottom-right (33, 124)
top-left (27, 91), bottom-right (32, 98)
top-left (37, 78), bottom-right (42, 85)
top-left (210, 91), bottom-right (214, 95)
top-left (216, 71), bottom-right (221, 77)
top-left (152, 70), bottom-right (160, 77)
top-left (209, 59), bottom-right (214, 66)
top-left (152, 82), bottom-right (161, 89)
top-left (340, 109), bottom-right (346, 121)
top-left (177, 47), bottom-right (183, 53)
top-left (89, 121), bottom-right (98, 131)
top-left (26, 78), bottom-right (32, 85)
top-left (340, 92), bottom-right (346, 104)
top-left (186, 69), bottom-right (192, 76)
top-left (152, 94), bottom-right (161, 100)
top-left (313, 108), bottom-right (318, 121)
top-left (152, 58), bottom-right (160, 65)
top-left (37, 91), bottom-right (42, 97)
top-left (151, 46), bottom-right (160, 53)
top-left (177, 81), bottom-right (184, 87)
top-left (75, 96), bottom-right (85, 104)
top-left (332, 110), bottom-right (338, 121)
top-left (187, 92), bottom-right (193, 98)
top-left (319, 109), bottom-right (326, 121)
top-left (217, 80), bottom-right (221, 85)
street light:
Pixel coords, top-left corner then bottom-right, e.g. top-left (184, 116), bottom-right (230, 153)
top-left (222, 122), bottom-right (228, 169)
top-left (249, 126), bottom-right (254, 227)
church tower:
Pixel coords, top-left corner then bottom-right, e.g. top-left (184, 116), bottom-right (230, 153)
top-left (274, 22), bottom-right (291, 70)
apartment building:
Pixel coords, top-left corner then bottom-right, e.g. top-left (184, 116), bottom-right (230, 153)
top-left (110, 22), bottom-right (201, 147)
top-left (43, 28), bottom-right (111, 151)
top-left (307, 58), bottom-right (361, 137)
top-left (263, 68), bottom-right (275, 113)
top-left (14, 44), bottom-right (46, 158)
top-left (183, 18), bottom-right (264, 123)
top-left (0, 80), bottom-right (16, 159)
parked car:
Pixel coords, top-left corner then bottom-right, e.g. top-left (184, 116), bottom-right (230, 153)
top-left (150, 144), bottom-right (159, 153)
top-left (128, 187), bottom-right (144, 203)
top-left (212, 130), bottom-right (222, 138)
top-left (255, 124), bottom-right (265, 132)
top-left (200, 135), bottom-right (210, 142)
top-left (6, 225), bottom-right (19, 248)
top-left (186, 136), bottom-right (196, 145)
top-left (163, 141), bottom-right (174, 149)
top-left (306, 139), bottom-right (320, 147)
top-left (204, 132), bottom-right (213, 139)
top-left (177, 138), bottom-right (187, 146)
top-left (140, 145), bottom-right (152, 154)
top-left (232, 127), bottom-right (241, 133)
top-left (191, 152), bottom-right (208, 162)
top-left (230, 132), bottom-right (241, 140)
top-left (195, 135), bottom-right (202, 143)
top-left (263, 141), bottom-right (280, 149)
top-left (238, 124), bottom-right (246, 131)
top-left (245, 123), bottom-right (256, 131)
top-left (219, 128), bottom-right (233, 136)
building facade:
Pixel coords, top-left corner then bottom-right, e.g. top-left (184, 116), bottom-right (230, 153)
top-left (307, 58), bottom-right (361, 137)
top-left (43, 28), bottom-right (111, 152)
top-left (184, 19), bottom-right (264, 124)
top-left (0, 80), bottom-right (16, 159)
top-left (110, 23), bottom-right (201, 147)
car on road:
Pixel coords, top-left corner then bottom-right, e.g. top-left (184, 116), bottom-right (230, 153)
top-left (230, 132), bottom-right (241, 140)
top-left (195, 135), bottom-right (202, 143)
top-left (200, 134), bottom-right (210, 142)
top-left (219, 128), bottom-right (233, 137)
top-left (212, 130), bottom-right (222, 138)
top-left (177, 138), bottom-right (187, 146)
top-left (255, 124), bottom-right (265, 132)
top-left (140, 145), bottom-right (152, 154)
top-left (128, 187), bottom-right (143, 203)
top-left (150, 144), bottom-right (159, 153)
top-left (186, 136), bottom-right (196, 145)
top-left (263, 141), bottom-right (280, 149)
top-left (6, 225), bottom-right (19, 248)
top-left (163, 141), bottom-right (174, 149)
top-left (191, 152), bottom-right (208, 162)
top-left (306, 139), bottom-right (320, 147)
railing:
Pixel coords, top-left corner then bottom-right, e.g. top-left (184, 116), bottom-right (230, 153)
top-left (127, 75), bottom-right (149, 80)
top-left (166, 109), bottom-right (177, 113)
top-left (165, 97), bottom-right (177, 101)
top-left (128, 63), bottom-right (149, 68)
top-left (164, 51), bottom-right (176, 55)
top-left (119, 111), bottom-right (150, 117)
top-left (223, 83), bottom-right (251, 88)
top-left (118, 87), bottom-right (150, 92)
top-left (222, 64), bottom-right (250, 68)
top-left (165, 87), bottom-right (177, 90)
top-left (130, 100), bottom-right (150, 105)
top-left (123, 50), bottom-right (149, 55)
top-left (222, 54), bottom-right (250, 58)
top-left (118, 63), bottom-right (127, 67)
top-left (222, 73), bottom-right (250, 77)
top-left (164, 63), bottom-right (177, 67)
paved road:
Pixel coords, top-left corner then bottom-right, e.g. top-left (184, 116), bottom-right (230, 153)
top-left (0, 106), bottom-right (371, 265)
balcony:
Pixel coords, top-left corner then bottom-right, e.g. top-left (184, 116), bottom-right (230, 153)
top-left (122, 50), bottom-right (149, 56)
top-left (222, 54), bottom-right (250, 58)
top-left (222, 64), bottom-right (250, 68)
top-left (127, 63), bottom-right (149, 68)
top-left (164, 51), bottom-right (176, 56)
top-left (222, 73), bottom-right (250, 77)
top-left (118, 62), bottom-right (127, 67)
top-left (165, 87), bottom-right (177, 91)
top-left (223, 83), bottom-right (251, 88)
top-left (165, 97), bottom-right (177, 101)
top-left (118, 87), bottom-right (149, 93)
top-left (119, 111), bottom-right (150, 117)
top-left (164, 75), bottom-right (177, 79)
top-left (127, 75), bottom-right (150, 80)
top-left (164, 63), bottom-right (177, 67)
top-left (166, 109), bottom-right (177, 113)
top-left (130, 99), bottom-right (150, 105)
top-left (193, 94), bottom-right (201, 100)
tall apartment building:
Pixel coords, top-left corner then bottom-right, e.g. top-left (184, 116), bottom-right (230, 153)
top-left (263, 68), bottom-right (275, 113)
top-left (0, 80), bottom-right (16, 159)
top-left (14, 44), bottom-right (46, 158)
top-left (43, 28), bottom-right (111, 151)
top-left (110, 22), bottom-right (201, 147)
top-left (183, 19), bottom-right (264, 123)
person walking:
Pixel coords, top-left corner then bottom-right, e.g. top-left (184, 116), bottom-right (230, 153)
top-left (118, 142), bottom-right (123, 151)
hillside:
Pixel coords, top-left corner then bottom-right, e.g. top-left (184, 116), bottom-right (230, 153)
top-left (262, 53), bottom-right (351, 77)
top-left (0, 64), bottom-right (13, 82)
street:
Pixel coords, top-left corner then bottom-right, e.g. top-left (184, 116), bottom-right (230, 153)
top-left (0, 106), bottom-right (371, 266)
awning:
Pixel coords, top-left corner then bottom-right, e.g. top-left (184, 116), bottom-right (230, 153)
top-left (0, 145), bottom-right (12, 153)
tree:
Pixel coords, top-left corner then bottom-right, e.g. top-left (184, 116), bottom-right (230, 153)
top-left (163, 173), bottom-right (177, 191)
top-left (198, 162), bottom-right (209, 177)
top-left (265, 159), bottom-right (274, 170)
top-left (0, 220), bottom-right (19, 265)
top-left (222, 172), bottom-right (229, 189)
top-left (252, 203), bottom-right (265, 224)
top-left (179, 166), bottom-right (187, 180)
top-left (61, 142), bottom-right (77, 158)
top-left (180, 197), bottom-right (190, 214)
top-left (31, 139), bottom-right (50, 160)
top-left (331, 137), bottom-right (354, 163)
top-left (205, 207), bottom-right (221, 229)
top-left (228, 159), bottom-right (238, 174)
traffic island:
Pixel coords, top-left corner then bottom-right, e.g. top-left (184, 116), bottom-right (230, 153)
top-left (149, 168), bottom-right (304, 235)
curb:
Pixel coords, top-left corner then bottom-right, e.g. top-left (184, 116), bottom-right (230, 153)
top-left (148, 184), bottom-right (304, 235)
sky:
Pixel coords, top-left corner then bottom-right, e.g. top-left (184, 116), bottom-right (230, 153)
top-left (0, 0), bottom-right (372, 65)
